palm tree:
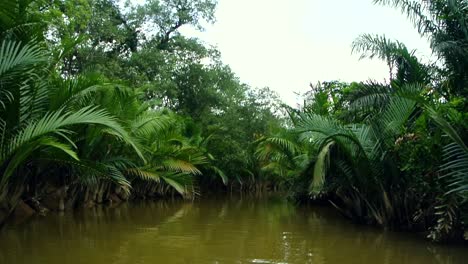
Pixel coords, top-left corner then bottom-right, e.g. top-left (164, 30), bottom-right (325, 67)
top-left (254, 132), bottom-right (310, 192)
top-left (0, 39), bottom-right (145, 220)
top-left (351, 5), bottom-right (468, 240)
top-left (295, 93), bottom-right (420, 226)
top-left (373, 0), bottom-right (468, 99)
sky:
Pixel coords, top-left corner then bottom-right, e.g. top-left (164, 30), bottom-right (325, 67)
top-left (180, 0), bottom-right (433, 106)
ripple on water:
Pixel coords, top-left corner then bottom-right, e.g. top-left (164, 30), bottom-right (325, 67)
top-left (0, 197), bottom-right (467, 264)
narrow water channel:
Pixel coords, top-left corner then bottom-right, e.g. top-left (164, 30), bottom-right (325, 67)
top-left (0, 196), bottom-right (466, 264)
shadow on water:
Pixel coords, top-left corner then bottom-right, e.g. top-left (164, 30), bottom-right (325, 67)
top-left (0, 196), bottom-right (466, 264)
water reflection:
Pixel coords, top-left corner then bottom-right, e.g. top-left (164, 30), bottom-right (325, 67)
top-left (0, 196), bottom-right (466, 264)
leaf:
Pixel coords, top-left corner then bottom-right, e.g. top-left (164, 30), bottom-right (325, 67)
top-left (310, 141), bottom-right (333, 195)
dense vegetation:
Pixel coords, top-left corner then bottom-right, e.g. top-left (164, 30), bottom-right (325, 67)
top-left (0, 0), bottom-right (467, 242)
top-left (0, 0), bottom-right (286, 222)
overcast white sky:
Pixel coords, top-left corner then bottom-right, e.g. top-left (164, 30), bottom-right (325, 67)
top-left (180, 0), bottom-right (433, 106)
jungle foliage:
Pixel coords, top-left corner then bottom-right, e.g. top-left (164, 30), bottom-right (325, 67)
top-left (0, 0), bottom-right (466, 242)
top-left (287, 0), bottom-right (468, 242)
top-left (0, 0), bottom-right (285, 224)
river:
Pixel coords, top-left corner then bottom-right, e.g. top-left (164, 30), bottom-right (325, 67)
top-left (0, 196), bottom-right (466, 264)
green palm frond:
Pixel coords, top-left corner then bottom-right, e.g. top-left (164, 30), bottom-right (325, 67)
top-left (37, 136), bottom-right (79, 161)
top-left (427, 106), bottom-right (468, 197)
top-left (72, 160), bottom-right (131, 192)
top-left (0, 0), bottom-right (45, 40)
top-left (0, 39), bottom-right (46, 115)
top-left (297, 113), bottom-right (376, 193)
top-left (353, 33), bottom-right (430, 84)
top-left (349, 124), bottom-right (377, 158)
top-left (34, 157), bottom-right (132, 192)
top-left (441, 142), bottom-right (468, 196)
top-left (160, 173), bottom-right (193, 196)
top-left (265, 137), bottom-right (298, 155)
top-left (348, 82), bottom-right (426, 116)
top-left (3, 107), bottom-right (115, 159)
top-left (0, 40), bottom-right (45, 81)
top-left (49, 76), bottom-right (106, 111)
top-left (0, 106), bottom-right (145, 186)
top-left (377, 96), bottom-right (416, 140)
top-left (0, 0), bottom-right (17, 28)
top-left (309, 141), bottom-right (333, 195)
top-left (427, 106), bottom-right (468, 151)
top-left (296, 113), bottom-right (366, 156)
top-left (163, 158), bottom-right (202, 175)
top-left (395, 83), bottom-right (427, 101)
top-left (19, 79), bottom-right (48, 122)
top-left (348, 82), bottom-right (392, 112)
top-left (210, 165), bottom-right (228, 185)
top-left (352, 34), bottom-right (405, 61)
top-left (130, 112), bottom-right (173, 138)
top-left (127, 168), bottom-right (161, 183)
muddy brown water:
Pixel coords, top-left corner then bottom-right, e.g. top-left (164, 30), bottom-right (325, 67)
top-left (0, 196), bottom-right (466, 264)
